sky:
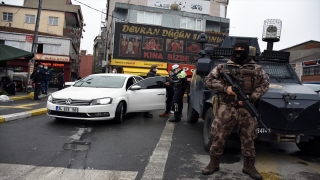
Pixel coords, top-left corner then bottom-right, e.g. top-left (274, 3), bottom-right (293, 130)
top-left (7, 0), bottom-right (320, 54)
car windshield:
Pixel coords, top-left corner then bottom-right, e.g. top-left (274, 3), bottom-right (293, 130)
top-left (258, 62), bottom-right (293, 78)
top-left (73, 75), bottom-right (126, 88)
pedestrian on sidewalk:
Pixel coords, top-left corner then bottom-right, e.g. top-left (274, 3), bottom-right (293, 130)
top-left (0, 76), bottom-right (15, 96)
top-left (57, 71), bottom-right (65, 90)
top-left (31, 62), bottom-right (43, 100)
top-left (41, 65), bottom-right (52, 95)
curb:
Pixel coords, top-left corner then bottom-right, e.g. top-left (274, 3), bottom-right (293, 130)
top-left (9, 95), bottom-right (32, 101)
top-left (0, 108), bottom-right (47, 123)
top-left (9, 92), bottom-right (34, 101)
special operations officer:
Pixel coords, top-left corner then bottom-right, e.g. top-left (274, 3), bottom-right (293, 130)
top-left (168, 64), bottom-right (187, 122)
top-left (202, 41), bottom-right (270, 180)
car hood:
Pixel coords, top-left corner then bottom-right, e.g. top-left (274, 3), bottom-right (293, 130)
top-left (51, 87), bottom-right (122, 100)
top-left (262, 83), bottom-right (320, 100)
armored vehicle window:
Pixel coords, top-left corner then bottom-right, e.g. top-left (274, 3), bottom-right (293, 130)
top-left (258, 62), bottom-right (293, 78)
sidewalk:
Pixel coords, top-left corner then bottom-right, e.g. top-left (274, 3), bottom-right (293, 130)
top-left (8, 88), bottom-right (57, 101)
top-left (0, 88), bottom-right (58, 123)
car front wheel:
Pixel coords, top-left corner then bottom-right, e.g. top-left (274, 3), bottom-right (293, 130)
top-left (114, 102), bottom-right (124, 124)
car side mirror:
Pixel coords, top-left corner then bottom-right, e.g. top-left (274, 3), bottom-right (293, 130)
top-left (130, 85), bottom-right (141, 90)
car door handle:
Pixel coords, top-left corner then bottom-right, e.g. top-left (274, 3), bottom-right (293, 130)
top-left (157, 93), bottom-right (165, 95)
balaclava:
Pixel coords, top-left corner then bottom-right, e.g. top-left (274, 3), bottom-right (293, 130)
top-left (232, 41), bottom-right (249, 65)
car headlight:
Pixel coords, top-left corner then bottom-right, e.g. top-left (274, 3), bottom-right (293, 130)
top-left (48, 95), bottom-right (53, 102)
top-left (91, 97), bottom-right (112, 105)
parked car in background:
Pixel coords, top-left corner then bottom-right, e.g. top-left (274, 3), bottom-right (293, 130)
top-left (303, 83), bottom-right (320, 94)
top-left (47, 74), bottom-right (166, 123)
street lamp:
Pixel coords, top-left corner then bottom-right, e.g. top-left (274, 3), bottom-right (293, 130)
top-left (262, 19), bottom-right (282, 51)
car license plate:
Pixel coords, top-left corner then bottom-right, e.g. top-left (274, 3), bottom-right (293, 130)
top-left (56, 106), bottom-right (78, 113)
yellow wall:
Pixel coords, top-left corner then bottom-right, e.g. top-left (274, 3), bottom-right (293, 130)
top-left (0, 6), bottom-right (65, 36)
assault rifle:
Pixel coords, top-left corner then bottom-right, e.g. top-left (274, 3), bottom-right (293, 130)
top-left (221, 71), bottom-right (270, 133)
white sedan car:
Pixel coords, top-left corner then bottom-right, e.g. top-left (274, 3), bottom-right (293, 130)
top-left (47, 74), bottom-right (167, 123)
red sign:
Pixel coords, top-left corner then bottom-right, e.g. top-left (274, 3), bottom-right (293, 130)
top-left (167, 63), bottom-right (195, 76)
top-left (39, 62), bottom-right (65, 67)
top-left (35, 54), bottom-right (70, 62)
top-left (26, 35), bottom-right (34, 42)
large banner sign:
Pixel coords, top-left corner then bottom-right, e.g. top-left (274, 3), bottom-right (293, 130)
top-left (113, 22), bottom-right (225, 64)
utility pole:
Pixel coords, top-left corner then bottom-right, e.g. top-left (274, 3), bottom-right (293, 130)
top-left (27, 0), bottom-right (42, 83)
top-left (105, 0), bottom-right (110, 73)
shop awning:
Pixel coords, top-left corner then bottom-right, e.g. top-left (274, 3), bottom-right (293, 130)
top-left (123, 67), bottom-right (168, 76)
top-left (0, 44), bottom-right (34, 61)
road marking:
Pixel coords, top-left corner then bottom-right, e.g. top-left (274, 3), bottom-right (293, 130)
top-left (0, 103), bottom-right (40, 109)
top-left (255, 147), bottom-right (282, 180)
top-left (141, 121), bottom-right (175, 180)
top-left (0, 163), bottom-right (138, 180)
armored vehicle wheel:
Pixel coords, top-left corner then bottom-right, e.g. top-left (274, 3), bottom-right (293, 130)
top-left (204, 107), bottom-right (214, 152)
top-left (187, 103), bottom-right (199, 123)
top-left (296, 137), bottom-right (320, 155)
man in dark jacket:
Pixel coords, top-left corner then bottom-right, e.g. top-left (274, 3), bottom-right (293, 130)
top-left (0, 76), bottom-right (15, 95)
top-left (159, 71), bottom-right (174, 117)
top-left (41, 65), bottom-right (53, 95)
top-left (144, 65), bottom-right (158, 118)
top-left (57, 71), bottom-right (65, 90)
top-left (31, 62), bottom-right (43, 100)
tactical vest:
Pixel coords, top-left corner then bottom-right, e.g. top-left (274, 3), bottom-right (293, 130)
top-left (221, 63), bottom-right (259, 94)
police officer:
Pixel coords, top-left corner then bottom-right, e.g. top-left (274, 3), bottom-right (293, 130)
top-left (168, 64), bottom-right (187, 122)
top-left (202, 41), bottom-right (269, 180)
top-left (31, 62), bottom-right (43, 100)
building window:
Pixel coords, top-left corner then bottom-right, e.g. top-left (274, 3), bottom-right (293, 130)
top-left (303, 66), bottom-right (320, 76)
top-left (25, 14), bottom-right (35, 23)
top-left (2, 12), bottom-right (13, 22)
top-left (137, 11), bottom-right (162, 25)
top-left (5, 40), bottom-right (24, 49)
top-left (180, 17), bottom-right (202, 30)
top-left (43, 44), bottom-right (60, 54)
top-left (48, 17), bottom-right (59, 26)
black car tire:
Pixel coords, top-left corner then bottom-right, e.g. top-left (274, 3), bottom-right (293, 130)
top-left (114, 102), bottom-right (124, 124)
top-left (296, 136), bottom-right (320, 155)
top-left (204, 107), bottom-right (214, 152)
top-left (187, 103), bottom-right (199, 123)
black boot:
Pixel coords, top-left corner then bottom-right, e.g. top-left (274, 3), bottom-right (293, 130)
top-left (202, 155), bottom-right (220, 175)
top-left (242, 157), bottom-right (262, 180)
top-left (168, 112), bottom-right (181, 122)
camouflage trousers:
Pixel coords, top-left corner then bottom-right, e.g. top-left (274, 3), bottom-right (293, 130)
top-left (210, 104), bottom-right (258, 157)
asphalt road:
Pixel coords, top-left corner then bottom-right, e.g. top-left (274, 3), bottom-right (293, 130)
top-left (0, 103), bottom-right (320, 180)
top-left (0, 99), bottom-right (47, 115)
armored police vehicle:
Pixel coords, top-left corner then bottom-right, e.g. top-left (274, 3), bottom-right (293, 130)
top-left (187, 34), bottom-right (320, 155)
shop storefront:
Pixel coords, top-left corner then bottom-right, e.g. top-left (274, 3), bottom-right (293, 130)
top-left (8, 53), bottom-right (71, 87)
top-left (110, 58), bottom-right (168, 77)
